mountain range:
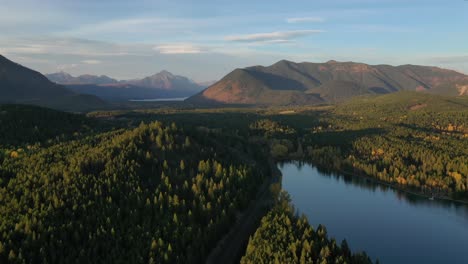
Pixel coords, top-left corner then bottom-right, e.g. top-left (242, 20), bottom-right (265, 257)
top-left (0, 55), bottom-right (105, 111)
top-left (188, 60), bottom-right (468, 105)
top-left (46, 70), bottom-right (206, 101)
top-left (2, 54), bottom-right (467, 111)
top-left (45, 72), bottom-right (118, 85)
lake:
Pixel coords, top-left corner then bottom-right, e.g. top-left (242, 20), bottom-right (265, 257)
top-left (279, 162), bottom-right (468, 264)
top-left (129, 97), bottom-right (187, 102)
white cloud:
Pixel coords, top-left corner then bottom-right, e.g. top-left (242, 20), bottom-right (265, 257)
top-left (0, 37), bottom-right (143, 57)
top-left (225, 30), bottom-right (323, 43)
top-left (81, 59), bottom-right (102, 64)
top-left (153, 44), bottom-right (209, 54)
top-left (286, 17), bottom-right (324, 23)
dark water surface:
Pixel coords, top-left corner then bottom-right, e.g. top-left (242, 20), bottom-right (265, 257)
top-left (279, 162), bottom-right (468, 264)
top-left (129, 97), bottom-right (187, 102)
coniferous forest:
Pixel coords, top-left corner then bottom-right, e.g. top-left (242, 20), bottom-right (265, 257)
top-left (1, 1), bottom-right (468, 262)
top-left (241, 192), bottom-right (374, 264)
top-left (0, 92), bottom-right (467, 263)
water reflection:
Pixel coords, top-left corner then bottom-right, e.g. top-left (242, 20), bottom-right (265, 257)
top-left (279, 162), bottom-right (468, 264)
top-left (278, 161), bottom-right (468, 218)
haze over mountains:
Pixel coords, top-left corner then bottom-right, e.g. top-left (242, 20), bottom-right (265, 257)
top-left (0, 55), bottom-right (105, 111)
top-left (2, 53), bottom-right (467, 111)
top-left (45, 72), bottom-right (119, 85)
top-left (46, 70), bottom-right (206, 101)
top-left (188, 60), bottom-right (468, 105)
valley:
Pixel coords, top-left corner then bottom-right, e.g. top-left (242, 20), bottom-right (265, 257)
top-left (2, 1), bottom-right (467, 263)
top-left (1, 39), bottom-right (467, 264)
top-left (1, 88), bottom-right (466, 263)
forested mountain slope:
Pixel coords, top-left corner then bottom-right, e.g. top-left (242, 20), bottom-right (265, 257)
top-left (0, 121), bottom-right (270, 263)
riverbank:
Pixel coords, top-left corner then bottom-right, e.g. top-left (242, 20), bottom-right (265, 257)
top-left (205, 158), bottom-right (281, 264)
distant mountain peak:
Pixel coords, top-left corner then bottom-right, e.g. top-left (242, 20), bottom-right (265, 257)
top-left (46, 72), bottom-right (118, 85)
top-left (158, 70), bottom-right (173, 76)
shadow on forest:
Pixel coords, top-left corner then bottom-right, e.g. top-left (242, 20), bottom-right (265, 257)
top-left (307, 127), bottom-right (386, 148)
top-left (397, 123), bottom-right (438, 134)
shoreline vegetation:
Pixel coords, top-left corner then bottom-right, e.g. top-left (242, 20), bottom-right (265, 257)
top-left (240, 190), bottom-right (375, 264)
top-left (1, 91), bottom-right (466, 263)
top-left (337, 168), bottom-right (468, 205)
top-left (286, 159), bottom-right (468, 205)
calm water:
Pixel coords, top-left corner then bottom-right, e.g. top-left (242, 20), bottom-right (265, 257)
top-left (129, 97), bottom-right (187, 102)
top-left (279, 162), bottom-right (468, 264)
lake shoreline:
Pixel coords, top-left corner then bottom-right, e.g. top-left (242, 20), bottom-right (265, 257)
top-left (279, 160), bottom-right (468, 205)
top-left (280, 161), bottom-right (468, 264)
top-left (336, 168), bottom-right (468, 206)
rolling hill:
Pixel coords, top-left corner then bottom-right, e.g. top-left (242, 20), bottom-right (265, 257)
top-left (188, 60), bottom-right (468, 105)
top-left (0, 55), bottom-right (106, 111)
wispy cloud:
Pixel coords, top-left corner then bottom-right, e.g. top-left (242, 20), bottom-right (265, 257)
top-left (286, 17), bottom-right (324, 23)
top-left (153, 43), bottom-right (210, 54)
top-left (225, 30), bottom-right (323, 43)
top-left (0, 37), bottom-right (141, 57)
top-left (63, 17), bottom-right (215, 39)
top-left (81, 59), bottom-right (102, 64)
top-left (0, 45), bottom-right (46, 54)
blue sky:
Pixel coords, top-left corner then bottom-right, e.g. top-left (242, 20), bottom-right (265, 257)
top-left (1, 0), bottom-right (467, 81)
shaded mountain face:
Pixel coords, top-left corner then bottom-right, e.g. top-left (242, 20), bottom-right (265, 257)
top-left (0, 56), bottom-right (73, 101)
top-left (188, 60), bottom-right (468, 105)
top-left (46, 72), bottom-right (118, 85)
top-left (46, 70), bottom-right (205, 101)
top-left (0, 55), bottom-right (106, 111)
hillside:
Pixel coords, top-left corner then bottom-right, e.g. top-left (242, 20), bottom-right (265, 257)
top-left (188, 60), bottom-right (468, 105)
top-left (0, 104), bottom-right (94, 146)
top-left (0, 55), bottom-right (106, 111)
top-left (188, 68), bottom-right (323, 105)
top-left (0, 120), bottom-right (271, 263)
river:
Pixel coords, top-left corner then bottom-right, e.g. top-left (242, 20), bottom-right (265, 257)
top-left (279, 162), bottom-right (468, 264)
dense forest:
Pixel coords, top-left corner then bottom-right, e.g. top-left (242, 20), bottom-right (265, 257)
top-left (305, 92), bottom-right (468, 200)
top-left (1, 91), bottom-right (466, 263)
top-left (86, 92), bottom-right (468, 201)
top-left (0, 112), bottom-right (270, 263)
top-left (240, 192), bottom-right (374, 264)
top-left (0, 104), bottom-right (95, 147)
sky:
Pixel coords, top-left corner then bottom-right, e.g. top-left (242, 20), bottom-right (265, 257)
top-left (1, 0), bottom-right (467, 81)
